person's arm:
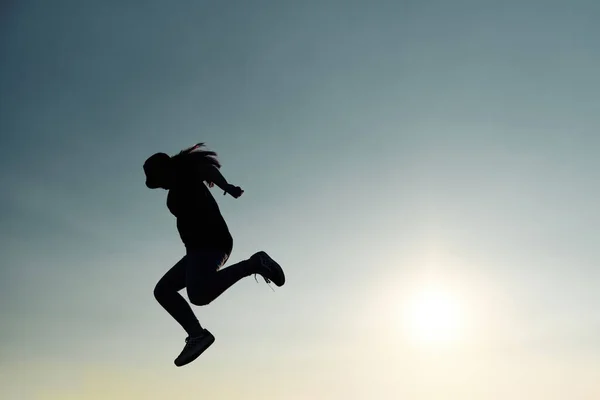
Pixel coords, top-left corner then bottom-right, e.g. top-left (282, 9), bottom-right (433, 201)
top-left (203, 165), bottom-right (244, 198)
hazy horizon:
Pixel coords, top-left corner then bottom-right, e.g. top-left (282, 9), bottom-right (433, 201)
top-left (1, 1), bottom-right (599, 399)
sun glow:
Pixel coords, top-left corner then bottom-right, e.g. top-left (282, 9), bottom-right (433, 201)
top-left (403, 284), bottom-right (465, 345)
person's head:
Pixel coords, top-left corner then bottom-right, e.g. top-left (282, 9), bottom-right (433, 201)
top-left (143, 143), bottom-right (221, 189)
top-left (143, 152), bottom-right (173, 189)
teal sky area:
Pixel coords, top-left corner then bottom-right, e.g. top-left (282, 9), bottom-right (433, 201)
top-left (1, 1), bottom-right (599, 399)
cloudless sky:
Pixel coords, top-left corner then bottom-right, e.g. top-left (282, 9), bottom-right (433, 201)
top-left (1, 0), bottom-right (599, 399)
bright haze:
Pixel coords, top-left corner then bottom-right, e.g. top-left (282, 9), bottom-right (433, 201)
top-left (1, 1), bottom-right (599, 399)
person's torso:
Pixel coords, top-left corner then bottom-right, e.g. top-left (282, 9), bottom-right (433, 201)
top-left (166, 167), bottom-right (232, 251)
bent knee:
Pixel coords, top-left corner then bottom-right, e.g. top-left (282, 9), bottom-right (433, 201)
top-left (153, 281), bottom-right (172, 302)
top-left (188, 289), bottom-right (213, 306)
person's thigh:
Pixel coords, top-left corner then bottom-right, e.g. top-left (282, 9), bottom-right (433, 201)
top-left (185, 249), bottom-right (229, 296)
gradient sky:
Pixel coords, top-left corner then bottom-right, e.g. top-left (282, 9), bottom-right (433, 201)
top-left (1, 1), bottom-right (599, 399)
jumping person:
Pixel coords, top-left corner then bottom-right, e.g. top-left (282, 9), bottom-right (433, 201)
top-left (143, 143), bottom-right (285, 367)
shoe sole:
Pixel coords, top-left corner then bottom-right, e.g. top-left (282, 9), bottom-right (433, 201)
top-left (174, 331), bottom-right (215, 367)
top-left (256, 251), bottom-right (285, 287)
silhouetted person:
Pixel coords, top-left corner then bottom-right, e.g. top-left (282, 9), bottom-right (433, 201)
top-left (143, 143), bottom-right (285, 367)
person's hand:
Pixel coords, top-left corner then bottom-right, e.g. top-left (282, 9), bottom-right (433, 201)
top-left (224, 184), bottom-right (244, 198)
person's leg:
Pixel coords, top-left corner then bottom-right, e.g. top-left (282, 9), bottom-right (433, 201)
top-left (186, 249), bottom-right (286, 306)
top-left (173, 249), bottom-right (286, 367)
top-left (185, 250), bottom-right (254, 306)
top-left (167, 251), bottom-right (230, 367)
top-left (153, 256), bottom-right (203, 337)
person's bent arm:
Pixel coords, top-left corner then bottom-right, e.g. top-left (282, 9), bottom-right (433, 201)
top-left (203, 165), bottom-right (244, 198)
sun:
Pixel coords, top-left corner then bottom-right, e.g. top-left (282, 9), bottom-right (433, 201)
top-left (402, 285), bottom-right (465, 345)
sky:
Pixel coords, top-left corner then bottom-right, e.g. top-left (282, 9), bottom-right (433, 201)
top-left (1, 0), bottom-right (599, 399)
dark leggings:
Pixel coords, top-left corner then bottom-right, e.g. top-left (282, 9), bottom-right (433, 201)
top-left (153, 249), bottom-right (254, 336)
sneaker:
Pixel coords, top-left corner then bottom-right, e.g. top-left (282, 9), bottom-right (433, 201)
top-left (174, 329), bottom-right (215, 367)
top-left (251, 251), bottom-right (285, 287)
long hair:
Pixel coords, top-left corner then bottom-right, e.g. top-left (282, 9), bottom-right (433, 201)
top-left (172, 143), bottom-right (221, 187)
top-left (173, 142), bottom-right (221, 167)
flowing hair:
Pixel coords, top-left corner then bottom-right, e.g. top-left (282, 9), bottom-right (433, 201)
top-left (172, 143), bottom-right (221, 187)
